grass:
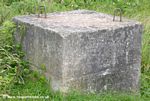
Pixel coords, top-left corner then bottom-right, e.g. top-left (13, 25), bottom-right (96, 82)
top-left (0, 71), bottom-right (147, 101)
top-left (0, 0), bottom-right (150, 101)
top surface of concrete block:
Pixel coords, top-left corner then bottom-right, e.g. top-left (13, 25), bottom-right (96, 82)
top-left (13, 10), bottom-right (141, 37)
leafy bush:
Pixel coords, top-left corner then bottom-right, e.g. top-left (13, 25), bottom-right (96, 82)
top-left (1, 0), bottom-right (23, 6)
top-left (0, 21), bottom-right (30, 93)
top-left (0, 4), bottom-right (11, 25)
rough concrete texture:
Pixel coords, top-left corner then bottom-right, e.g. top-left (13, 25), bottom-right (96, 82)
top-left (13, 10), bottom-right (143, 93)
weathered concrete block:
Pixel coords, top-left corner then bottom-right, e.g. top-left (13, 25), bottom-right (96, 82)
top-left (13, 10), bottom-right (143, 93)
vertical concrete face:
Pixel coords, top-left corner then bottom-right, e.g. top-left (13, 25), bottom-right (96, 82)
top-left (13, 10), bottom-right (143, 93)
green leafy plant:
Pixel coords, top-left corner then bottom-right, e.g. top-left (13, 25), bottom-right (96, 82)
top-left (0, 4), bottom-right (11, 25)
top-left (0, 21), bottom-right (30, 93)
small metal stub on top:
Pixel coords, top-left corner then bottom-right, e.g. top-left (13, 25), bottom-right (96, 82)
top-left (113, 8), bottom-right (122, 22)
top-left (37, 0), bottom-right (47, 18)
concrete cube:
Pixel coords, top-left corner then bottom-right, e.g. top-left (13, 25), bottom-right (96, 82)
top-left (13, 10), bottom-right (143, 93)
